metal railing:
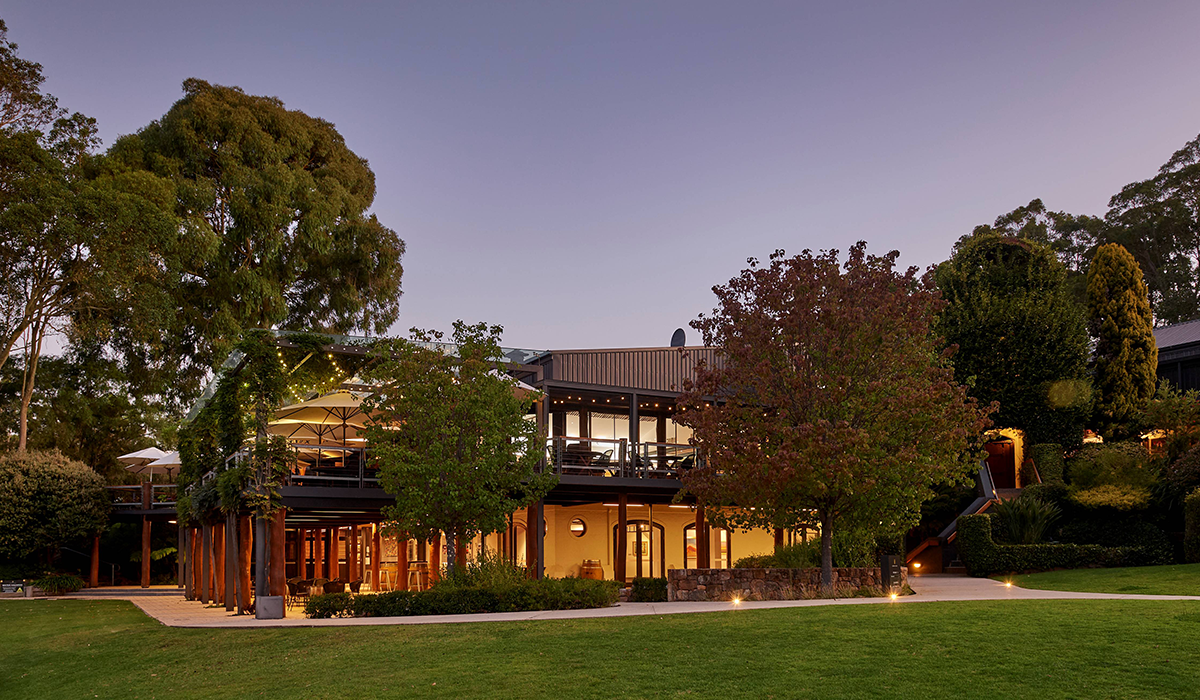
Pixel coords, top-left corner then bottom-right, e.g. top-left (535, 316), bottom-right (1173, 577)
top-left (545, 437), bottom-right (699, 479)
top-left (107, 484), bottom-right (177, 509)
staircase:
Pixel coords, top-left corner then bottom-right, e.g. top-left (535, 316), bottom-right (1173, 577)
top-left (906, 462), bottom-right (999, 574)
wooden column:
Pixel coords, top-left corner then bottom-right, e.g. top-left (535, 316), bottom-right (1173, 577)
top-left (296, 527), bottom-right (306, 579)
top-left (399, 534), bottom-right (409, 591)
top-left (327, 528), bottom-right (338, 580)
top-left (774, 527), bottom-right (784, 551)
top-left (89, 534), bottom-right (100, 588)
top-left (371, 527), bottom-right (381, 591)
top-left (224, 513), bottom-right (236, 612)
top-left (349, 526), bottom-right (359, 582)
top-left (238, 516), bottom-right (252, 612)
top-left (190, 528), bottom-right (201, 600)
top-left (358, 526), bottom-right (367, 582)
top-left (455, 535), bottom-right (467, 569)
top-left (200, 524), bottom-right (211, 603)
top-left (213, 522), bottom-right (225, 603)
top-left (140, 483), bottom-right (152, 588)
top-left (695, 505), bottom-right (707, 568)
top-left (524, 505), bottom-right (537, 579)
top-left (313, 528), bottom-right (325, 579)
top-left (430, 531), bottom-right (441, 583)
top-left (182, 529), bottom-right (193, 599)
top-left (269, 510), bottom-right (286, 598)
top-left (616, 494), bottom-right (628, 582)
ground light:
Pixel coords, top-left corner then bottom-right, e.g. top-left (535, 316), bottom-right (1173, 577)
top-left (731, 596), bottom-right (741, 606)
top-left (889, 592), bottom-right (898, 601)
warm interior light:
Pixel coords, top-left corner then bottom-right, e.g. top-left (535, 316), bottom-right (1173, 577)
top-left (912, 562), bottom-right (921, 569)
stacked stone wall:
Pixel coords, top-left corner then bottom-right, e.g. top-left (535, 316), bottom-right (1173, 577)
top-left (666, 566), bottom-right (908, 602)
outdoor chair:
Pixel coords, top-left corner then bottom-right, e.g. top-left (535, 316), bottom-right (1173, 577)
top-left (294, 580), bottom-right (312, 607)
top-left (348, 579), bottom-right (364, 594)
top-left (285, 579), bottom-right (299, 608)
top-left (323, 578), bottom-right (345, 594)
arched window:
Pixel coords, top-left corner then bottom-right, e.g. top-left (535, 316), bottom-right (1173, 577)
top-left (684, 524), bottom-right (732, 569)
top-left (613, 520), bottom-right (666, 579)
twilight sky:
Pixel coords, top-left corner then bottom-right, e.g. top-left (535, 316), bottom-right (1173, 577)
top-left (9, 1), bottom-right (1200, 350)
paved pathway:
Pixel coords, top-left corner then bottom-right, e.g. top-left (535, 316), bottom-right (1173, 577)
top-left (60, 575), bottom-right (1200, 629)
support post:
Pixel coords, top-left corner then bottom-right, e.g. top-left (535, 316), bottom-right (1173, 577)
top-left (89, 534), bottom-right (100, 588)
top-left (140, 483), bottom-right (152, 588)
top-left (225, 512), bottom-right (237, 612)
top-left (183, 528), bottom-right (193, 599)
top-left (430, 531), bottom-right (441, 583)
top-left (774, 527), bottom-right (784, 551)
top-left (371, 526), bottom-right (381, 591)
top-left (213, 522), bottom-right (225, 603)
top-left (327, 528), bottom-right (338, 580)
top-left (201, 524), bottom-right (211, 603)
top-left (269, 509), bottom-right (286, 598)
top-left (314, 527), bottom-right (324, 579)
top-left (238, 516), bottom-right (252, 613)
top-left (695, 505), bottom-right (707, 568)
top-left (455, 535), bottom-right (467, 569)
top-left (617, 494), bottom-right (628, 582)
top-left (190, 527), bottom-right (201, 601)
top-left (524, 505), bottom-right (537, 579)
top-left (296, 527), bottom-right (306, 580)
top-left (176, 524), bottom-right (184, 589)
top-left (348, 526), bottom-right (358, 582)
top-left (399, 534), bottom-right (409, 591)
top-left (254, 514), bottom-right (268, 600)
top-left (536, 501), bottom-right (545, 579)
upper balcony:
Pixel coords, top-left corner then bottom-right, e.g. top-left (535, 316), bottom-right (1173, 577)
top-left (544, 437), bottom-right (699, 479)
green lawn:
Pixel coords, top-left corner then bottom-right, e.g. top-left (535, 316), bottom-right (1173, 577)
top-left (1007, 563), bottom-right (1200, 596)
top-left (4, 599), bottom-right (1200, 699)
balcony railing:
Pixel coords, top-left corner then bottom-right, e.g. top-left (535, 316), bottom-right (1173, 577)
top-left (545, 437), bottom-right (699, 479)
top-left (108, 484), bottom-right (177, 509)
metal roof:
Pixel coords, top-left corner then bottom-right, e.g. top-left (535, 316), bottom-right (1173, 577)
top-left (1154, 319), bottom-right (1200, 350)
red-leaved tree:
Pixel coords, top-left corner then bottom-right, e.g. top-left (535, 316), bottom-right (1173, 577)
top-left (677, 243), bottom-right (995, 587)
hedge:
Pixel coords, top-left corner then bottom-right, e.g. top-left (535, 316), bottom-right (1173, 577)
top-left (1185, 489), bottom-right (1200, 564)
top-left (305, 577), bottom-right (619, 618)
top-left (628, 577), bottom-right (667, 602)
top-left (1030, 444), bottom-right (1065, 483)
top-left (958, 513), bottom-right (1147, 576)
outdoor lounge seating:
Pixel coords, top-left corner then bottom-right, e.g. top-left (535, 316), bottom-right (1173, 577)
top-left (348, 579), bottom-right (364, 594)
top-left (323, 578), bottom-right (345, 594)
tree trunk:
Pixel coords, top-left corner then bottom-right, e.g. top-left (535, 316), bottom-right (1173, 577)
top-left (820, 510), bottom-right (834, 589)
top-left (445, 528), bottom-right (457, 578)
top-left (16, 315), bottom-right (46, 453)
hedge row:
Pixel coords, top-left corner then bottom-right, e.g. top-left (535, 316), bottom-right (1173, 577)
top-left (304, 577), bottom-right (619, 618)
top-left (1029, 443), bottom-right (1064, 483)
top-left (1185, 489), bottom-right (1200, 564)
top-left (957, 513), bottom-right (1164, 576)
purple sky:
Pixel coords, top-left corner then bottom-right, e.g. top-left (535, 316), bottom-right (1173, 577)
top-left (10, 2), bottom-right (1200, 350)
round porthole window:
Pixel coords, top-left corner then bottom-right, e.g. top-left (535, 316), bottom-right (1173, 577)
top-left (569, 517), bottom-right (587, 537)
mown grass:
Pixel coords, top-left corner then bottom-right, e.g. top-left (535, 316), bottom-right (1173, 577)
top-left (3, 598), bottom-right (1200, 699)
top-left (1006, 563), bottom-right (1200, 596)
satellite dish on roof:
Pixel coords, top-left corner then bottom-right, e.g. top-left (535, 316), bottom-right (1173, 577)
top-left (670, 328), bottom-right (686, 347)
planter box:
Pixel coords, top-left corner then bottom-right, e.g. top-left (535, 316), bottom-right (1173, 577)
top-left (255, 595), bottom-right (285, 619)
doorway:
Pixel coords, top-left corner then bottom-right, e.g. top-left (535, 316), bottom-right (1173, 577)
top-left (985, 439), bottom-right (1016, 489)
top-left (613, 520), bottom-right (665, 579)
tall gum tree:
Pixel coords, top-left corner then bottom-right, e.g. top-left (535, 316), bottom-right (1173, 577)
top-left (107, 79), bottom-right (405, 407)
top-left (677, 243), bottom-right (994, 587)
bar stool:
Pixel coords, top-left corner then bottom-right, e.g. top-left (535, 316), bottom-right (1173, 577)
top-left (409, 561), bottom-right (429, 591)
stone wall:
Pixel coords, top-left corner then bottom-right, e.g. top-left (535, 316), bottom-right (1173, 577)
top-left (666, 566), bottom-right (908, 602)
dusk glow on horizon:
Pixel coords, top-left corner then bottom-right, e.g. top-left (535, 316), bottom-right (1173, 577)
top-left (13, 1), bottom-right (1200, 349)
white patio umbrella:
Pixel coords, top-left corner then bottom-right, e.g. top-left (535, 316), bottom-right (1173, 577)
top-left (274, 390), bottom-right (369, 426)
top-left (143, 450), bottom-right (182, 481)
top-left (117, 446), bottom-right (169, 482)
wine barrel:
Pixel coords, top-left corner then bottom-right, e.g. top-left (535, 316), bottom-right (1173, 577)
top-left (581, 559), bottom-right (604, 580)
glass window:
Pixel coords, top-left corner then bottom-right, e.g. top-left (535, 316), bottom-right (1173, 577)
top-left (569, 517), bottom-right (587, 537)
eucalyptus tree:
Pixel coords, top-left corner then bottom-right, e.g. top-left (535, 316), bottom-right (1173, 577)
top-left (107, 79), bottom-right (405, 407)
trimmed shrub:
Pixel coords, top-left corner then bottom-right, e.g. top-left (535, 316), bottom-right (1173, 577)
top-left (0, 451), bottom-right (109, 559)
top-left (305, 577), bottom-right (619, 619)
top-left (305, 592), bottom-right (353, 618)
top-left (34, 573), bottom-right (84, 595)
top-left (1166, 444), bottom-right (1200, 494)
top-left (832, 528), bottom-right (880, 567)
top-left (1186, 489), bottom-right (1200, 563)
top-left (1067, 442), bottom-right (1156, 489)
top-left (1070, 484), bottom-right (1152, 511)
top-left (1030, 444), bottom-right (1065, 483)
top-left (1021, 481), bottom-right (1069, 507)
top-left (991, 496), bottom-right (1061, 544)
top-left (1059, 519), bottom-right (1172, 566)
top-left (958, 513), bottom-right (1141, 576)
top-left (628, 577), bottom-right (667, 602)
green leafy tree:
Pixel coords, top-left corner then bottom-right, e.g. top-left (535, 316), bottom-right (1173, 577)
top-left (363, 322), bottom-right (554, 573)
top-left (677, 243), bottom-right (994, 587)
top-left (1105, 133), bottom-right (1200, 325)
top-left (0, 348), bottom-right (176, 481)
top-left (107, 79), bottom-right (405, 406)
top-left (935, 233), bottom-right (1092, 447)
top-left (0, 450), bottom-right (109, 561)
top-left (1087, 243), bottom-right (1157, 437)
top-left (0, 20), bottom-right (180, 450)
